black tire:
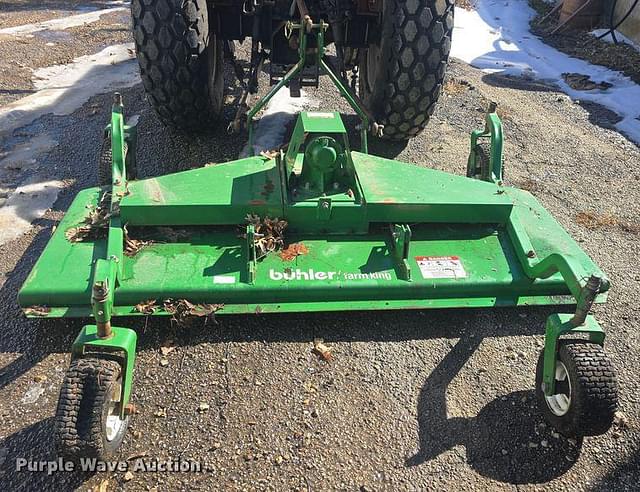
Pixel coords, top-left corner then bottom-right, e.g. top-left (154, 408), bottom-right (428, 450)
top-left (359, 0), bottom-right (454, 140)
top-left (467, 140), bottom-right (491, 181)
top-left (535, 340), bottom-right (617, 437)
top-left (98, 136), bottom-right (134, 186)
top-left (55, 358), bottom-right (129, 459)
top-left (131, 0), bottom-right (224, 132)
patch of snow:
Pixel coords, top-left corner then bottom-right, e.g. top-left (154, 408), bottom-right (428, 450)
top-left (0, 177), bottom-right (64, 246)
top-left (0, 134), bottom-right (58, 174)
top-left (0, 7), bottom-right (127, 36)
top-left (0, 43), bottom-right (139, 136)
top-left (240, 89), bottom-right (319, 157)
top-left (21, 383), bottom-right (45, 404)
top-left (452, 1), bottom-right (640, 145)
top-left (591, 29), bottom-right (640, 52)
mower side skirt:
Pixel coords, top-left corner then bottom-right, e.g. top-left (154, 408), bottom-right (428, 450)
top-left (32, 293), bottom-right (605, 318)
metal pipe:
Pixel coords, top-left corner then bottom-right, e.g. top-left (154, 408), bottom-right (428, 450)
top-left (571, 275), bottom-right (602, 326)
top-left (97, 321), bottom-right (113, 339)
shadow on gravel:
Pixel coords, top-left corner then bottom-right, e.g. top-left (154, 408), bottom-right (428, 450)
top-left (594, 446), bottom-right (640, 491)
top-left (0, 417), bottom-right (93, 490)
top-left (481, 72), bottom-right (558, 93)
top-left (0, 225), bottom-right (84, 392)
top-left (406, 335), bottom-right (583, 484)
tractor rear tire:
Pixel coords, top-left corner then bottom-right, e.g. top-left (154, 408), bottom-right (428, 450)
top-left (359, 0), bottom-right (454, 140)
top-left (131, 0), bottom-right (224, 132)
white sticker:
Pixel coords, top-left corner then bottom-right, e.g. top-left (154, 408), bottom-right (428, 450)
top-left (213, 275), bottom-right (236, 284)
top-left (306, 112), bottom-right (335, 119)
top-left (415, 256), bottom-right (467, 279)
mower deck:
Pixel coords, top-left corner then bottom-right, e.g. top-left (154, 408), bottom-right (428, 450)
top-left (19, 152), bottom-right (606, 316)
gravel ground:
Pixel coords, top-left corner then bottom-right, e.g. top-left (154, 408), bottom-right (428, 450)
top-left (1, 3), bottom-right (639, 491)
top-left (0, 1), bottom-right (124, 29)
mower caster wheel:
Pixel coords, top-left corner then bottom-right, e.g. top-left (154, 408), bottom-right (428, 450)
top-left (535, 340), bottom-right (617, 437)
top-left (55, 358), bottom-right (130, 459)
top-left (467, 141), bottom-right (491, 181)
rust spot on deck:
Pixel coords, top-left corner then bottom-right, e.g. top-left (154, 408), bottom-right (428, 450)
top-left (145, 178), bottom-right (166, 204)
top-left (249, 199), bottom-right (266, 205)
top-left (261, 179), bottom-right (275, 198)
top-left (279, 242), bottom-right (309, 261)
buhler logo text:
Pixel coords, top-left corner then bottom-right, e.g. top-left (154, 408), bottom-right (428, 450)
top-left (269, 268), bottom-right (391, 281)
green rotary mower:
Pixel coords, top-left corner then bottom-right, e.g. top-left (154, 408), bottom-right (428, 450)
top-left (19, 15), bottom-right (617, 459)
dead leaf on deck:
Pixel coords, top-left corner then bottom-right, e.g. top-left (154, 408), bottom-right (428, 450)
top-left (23, 305), bottom-right (51, 317)
top-left (163, 299), bottom-right (224, 325)
top-left (124, 224), bottom-right (152, 257)
top-left (279, 242), bottom-right (309, 261)
top-left (244, 214), bottom-right (288, 259)
top-left (65, 192), bottom-right (112, 242)
top-left (260, 149), bottom-right (279, 159)
top-left (134, 299), bottom-right (157, 315)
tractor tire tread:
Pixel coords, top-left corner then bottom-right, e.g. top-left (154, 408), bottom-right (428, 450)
top-left (131, 0), bottom-right (223, 132)
top-left (361, 0), bottom-right (454, 140)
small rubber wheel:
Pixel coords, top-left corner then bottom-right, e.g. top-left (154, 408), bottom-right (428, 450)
top-left (98, 136), bottom-right (135, 186)
top-left (535, 340), bottom-right (617, 437)
top-left (467, 141), bottom-right (491, 180)
top-left (55, 358), bottom-right (130, 459)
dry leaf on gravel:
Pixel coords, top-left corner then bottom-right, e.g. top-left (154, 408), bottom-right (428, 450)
top-left (160, 344), bottom-right (175, 356)
top-left (313, 339), bottom-right (333, 361)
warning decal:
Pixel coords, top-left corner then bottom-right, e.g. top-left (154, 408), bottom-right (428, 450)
top-left (415, 256), bottom-right (467, 279)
